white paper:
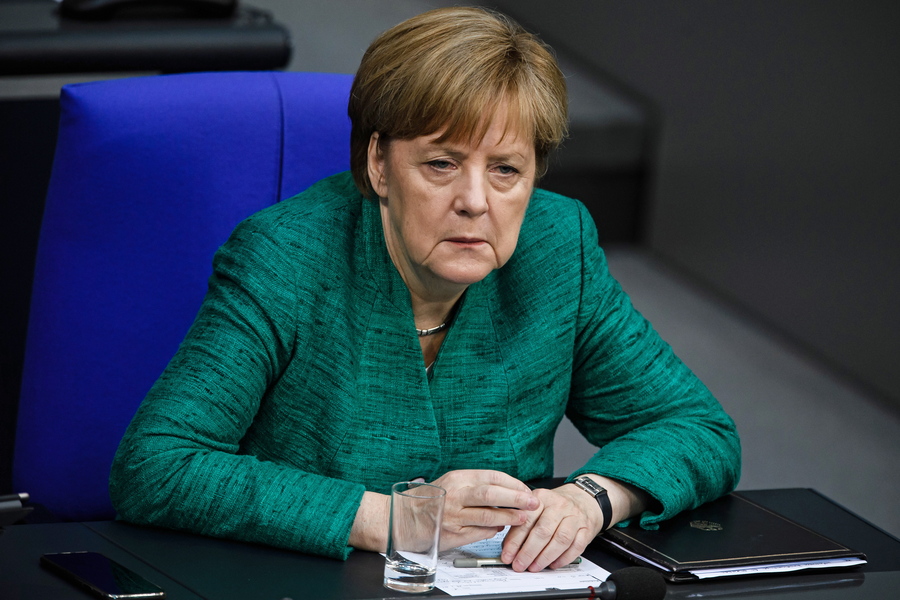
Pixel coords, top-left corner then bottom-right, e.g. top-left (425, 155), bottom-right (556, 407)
top-left (692, 556), bottom-right (869, 580)
top-left (434, 528), bottom-right (611, 596)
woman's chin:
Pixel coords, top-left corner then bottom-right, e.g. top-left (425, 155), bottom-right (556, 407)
top-left (429, 262), bottom-right (497, 288)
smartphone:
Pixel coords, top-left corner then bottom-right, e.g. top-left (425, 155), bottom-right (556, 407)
top-left (40, 552), bottom-right (166, 599)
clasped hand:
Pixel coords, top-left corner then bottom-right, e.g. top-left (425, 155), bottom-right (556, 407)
top-left (430, 470), bottom-right (605, 573)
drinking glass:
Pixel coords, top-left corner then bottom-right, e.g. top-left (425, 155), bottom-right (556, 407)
top-left (383, 481), bottom-right (446, 593)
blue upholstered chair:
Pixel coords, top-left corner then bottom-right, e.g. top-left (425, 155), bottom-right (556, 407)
top-left (14, 71), bottom-right (353, 521)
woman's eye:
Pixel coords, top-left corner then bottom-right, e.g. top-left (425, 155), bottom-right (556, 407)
top-left (495, 165), bottom-right (519, 175)
top-left (428, 160), bottom-right (453, 170)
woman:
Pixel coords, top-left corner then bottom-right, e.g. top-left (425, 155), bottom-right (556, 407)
top-left (110, 7), bottom-right (740, 573)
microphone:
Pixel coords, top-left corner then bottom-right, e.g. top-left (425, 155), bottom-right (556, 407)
top-left (598, 566), bottom-right (667, 600)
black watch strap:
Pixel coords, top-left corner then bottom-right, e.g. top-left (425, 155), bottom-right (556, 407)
top-left (573, 476), bottom-right (613, 533)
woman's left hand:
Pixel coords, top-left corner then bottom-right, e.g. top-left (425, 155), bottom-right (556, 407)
top-left (499, 475), bottom-right (650, 573)
top-left (498, 484), bottom-right (603, 572)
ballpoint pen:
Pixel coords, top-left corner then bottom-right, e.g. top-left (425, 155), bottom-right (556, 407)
top-left (453, 556), bottom-right (582, 568)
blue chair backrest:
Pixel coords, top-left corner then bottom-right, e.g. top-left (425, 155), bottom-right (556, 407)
top-left (14, 71), bottom-right (353, 521)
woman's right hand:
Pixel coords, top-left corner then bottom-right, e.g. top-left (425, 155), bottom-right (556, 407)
top-left (430, 469), bottom-right (539, 550)
top-left (349, 469), bottom-right (538, 552)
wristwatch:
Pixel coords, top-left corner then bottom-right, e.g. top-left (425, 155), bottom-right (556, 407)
top-left (572, 476), bottom-right (613, 533)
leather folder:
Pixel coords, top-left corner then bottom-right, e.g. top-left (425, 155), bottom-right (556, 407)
top-left (595, 492), bottom-right (867, 582)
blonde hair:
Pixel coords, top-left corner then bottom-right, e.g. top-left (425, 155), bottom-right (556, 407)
top-left (349, 6), bottom-right (568, 197)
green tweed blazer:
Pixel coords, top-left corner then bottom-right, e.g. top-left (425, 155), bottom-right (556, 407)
top-left (110, 172), bottom-right (740, 559)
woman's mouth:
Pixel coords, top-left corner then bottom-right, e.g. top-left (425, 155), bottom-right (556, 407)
top-left (446, 237), bottom-right (486, 245)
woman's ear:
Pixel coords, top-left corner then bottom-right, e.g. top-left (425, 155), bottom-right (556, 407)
top-left (367, 132), bottom-right (388, 199)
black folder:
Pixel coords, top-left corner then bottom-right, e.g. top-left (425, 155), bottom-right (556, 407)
top-left (595, 492), bottom-right (867, 582)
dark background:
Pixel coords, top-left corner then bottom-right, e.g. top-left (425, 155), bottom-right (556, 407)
top-left (2, 1), bottom-right (898, 502)
top-left (490, 0), bottom-right (900, 410)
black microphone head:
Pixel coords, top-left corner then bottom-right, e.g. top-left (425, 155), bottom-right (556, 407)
top-left (606, 566), bottom-right (667, 600)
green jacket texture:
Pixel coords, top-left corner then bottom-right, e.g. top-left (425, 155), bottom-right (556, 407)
top-left (109, 171), bottom-right (741, 560)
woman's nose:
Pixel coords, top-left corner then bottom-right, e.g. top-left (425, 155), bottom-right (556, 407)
top-left (453, 171), bottom-right (489, 216)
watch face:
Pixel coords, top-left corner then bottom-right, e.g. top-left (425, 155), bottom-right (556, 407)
top-left (576, 478), bottom-right (596, 493)
top-left (576, 477), bottom-right (605, 495)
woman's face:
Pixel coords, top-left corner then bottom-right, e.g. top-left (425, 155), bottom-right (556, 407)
top-left (368, 105), bottom-right (536, 298)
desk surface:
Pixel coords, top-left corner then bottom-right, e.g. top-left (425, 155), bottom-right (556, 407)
top-left (2, 489), bottom-right (898, 600)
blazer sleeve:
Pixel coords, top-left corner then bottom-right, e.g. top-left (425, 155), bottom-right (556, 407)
top-left (565, 203), bottom-right (741, 529)
top-left (109, 216), bottom-right (365, 559)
